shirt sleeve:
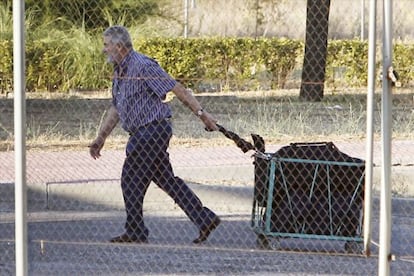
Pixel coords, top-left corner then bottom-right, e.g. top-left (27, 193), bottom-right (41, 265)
top-left (143, 62), bottom-right (177, 98)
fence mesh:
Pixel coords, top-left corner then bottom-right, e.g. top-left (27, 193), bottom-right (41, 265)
top-left (1, 0), bottom-right (414, 275)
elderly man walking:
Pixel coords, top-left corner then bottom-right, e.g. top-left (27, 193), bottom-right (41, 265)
top-left (89, 25), bottom-right (221, 244)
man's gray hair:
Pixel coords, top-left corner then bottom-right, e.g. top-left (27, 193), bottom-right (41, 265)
top-left (103, 25), bottom-right (133, 49)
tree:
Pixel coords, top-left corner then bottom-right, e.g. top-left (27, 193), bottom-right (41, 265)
top-left (23, 0), bottom-right (160, 31)
top-left (299, 0), bottom-right (331, 101)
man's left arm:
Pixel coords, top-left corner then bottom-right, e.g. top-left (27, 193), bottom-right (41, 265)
top-left (171, 82), bottom-right (218, 131)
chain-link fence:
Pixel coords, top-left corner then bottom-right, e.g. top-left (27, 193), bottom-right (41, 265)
top-left (1, 0), bottom-right (414, 275)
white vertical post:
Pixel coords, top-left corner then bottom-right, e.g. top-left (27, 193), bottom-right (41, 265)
top-left (363, 0), bottom-right (377, 257)
top-left (183, 0), bottom-right (189, 38)
top-left (379, 0), bottom-right (393, 275)
top-left (361, 0), bottom-right (365, 41)
top-left (13, 0), bottom-right (28, 274)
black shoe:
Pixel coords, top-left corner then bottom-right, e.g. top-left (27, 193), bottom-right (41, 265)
top-left (110, 233), bottom-right (148, 243)
top-left (193, 217), bottom-right (221, 244)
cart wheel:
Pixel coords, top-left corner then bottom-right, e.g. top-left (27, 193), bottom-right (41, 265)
top-left (344, 241), bottom-right (363, 254)
top-left (257, 234), bottom-right (269, 249)
top-left (257, 234), bottom-right (280, 250)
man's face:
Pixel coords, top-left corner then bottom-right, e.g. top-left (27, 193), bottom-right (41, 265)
top-left (103, 36), bottom-right (120, 64)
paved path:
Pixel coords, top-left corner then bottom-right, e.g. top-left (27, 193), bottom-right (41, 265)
top-left (1, 140), bottom-right (414, 178)
top-left (1, 140), bottom-right (414, 197)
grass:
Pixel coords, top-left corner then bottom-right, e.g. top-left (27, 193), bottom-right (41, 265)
top-left (1, 88), bottom-right (414, 152)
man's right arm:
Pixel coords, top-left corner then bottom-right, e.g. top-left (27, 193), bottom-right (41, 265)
top-left (89, 105), bottom-right (119, 159)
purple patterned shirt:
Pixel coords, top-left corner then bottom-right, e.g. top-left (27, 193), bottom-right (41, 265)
top-left (112, 51), bottom-right (177, 133)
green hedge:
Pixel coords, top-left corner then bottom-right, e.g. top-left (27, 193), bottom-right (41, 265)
top-left (136, 37), bottom-right (302, 90)
top-left (0, 40), bottom-right (13, 93)
top-left (394, 43), bottom-right (414, 87)
top-left (0, 37), bottom-right (413, 93)
top-left (327, 40), bottom-right (370, 87)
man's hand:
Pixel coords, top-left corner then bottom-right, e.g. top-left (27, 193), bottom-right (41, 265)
top-left (89, 137), bottom-right (105, 160)
top-left (88, 106), bottom-right (119, 159)
top-left (199, 111), bottom-right (219, 131)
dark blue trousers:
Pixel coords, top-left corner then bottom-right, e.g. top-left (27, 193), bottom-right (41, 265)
top-left (121, 118), bottom-right (218, 240)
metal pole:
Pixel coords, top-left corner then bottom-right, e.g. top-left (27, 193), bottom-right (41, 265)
top-left (363, 0), bottom-right (377, 257)
top-left (183, 0), bottom-right (189, 38)
top-left (13, 0), bottom-right (28, 275)
top-left (379, 0), bottom-right (393, 275)
top-left (361, 0), bottom-right (365, 41)
top-left (255, 0), bottom-right (259, 39)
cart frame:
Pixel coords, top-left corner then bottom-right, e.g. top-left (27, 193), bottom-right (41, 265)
top-left (251, 155), bottom-right (365, 251)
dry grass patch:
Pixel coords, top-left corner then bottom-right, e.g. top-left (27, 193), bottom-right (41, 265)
top-left (1, 88), bottom-right (414, 152)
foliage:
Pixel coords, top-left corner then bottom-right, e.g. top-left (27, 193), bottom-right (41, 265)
top-left (0, 40), bottom-right (12, 93)
top-left (2, 33), bottom-right (414, 93)
top-left (137, 37), bottom-right (302, 91)
top-left (2, 1), bottom-right (414, 94)
top-left (22, 0), bottom-right (160, 31)
top-left (23, 28), bottom-right (111, 92)
top-left (136, 38), bottom-right (203, 87)
top-left (0, 1), bottom-right (12, 41)
top-left (326, 40), bottom-right (370, 87)
top-left (257, 38), bottom-right (303, 89)
top-left (394, 43), bottom-right (414, 87)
